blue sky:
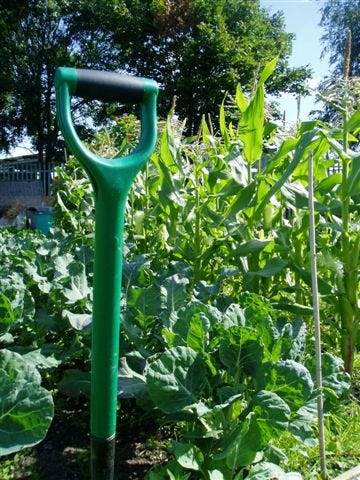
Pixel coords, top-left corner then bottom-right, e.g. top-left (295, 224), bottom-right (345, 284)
top-left (260, 0), bottom-right (331, 124)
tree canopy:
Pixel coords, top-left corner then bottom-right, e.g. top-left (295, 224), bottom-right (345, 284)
top-left (320, 0), bottom-right (360, 77)
top-left (0, 0), bottom-right (71, 160)
top-left (0, 0), bottom-right (311, 160)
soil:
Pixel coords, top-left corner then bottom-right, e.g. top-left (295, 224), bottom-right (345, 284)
top-left (3, 396), bottom-right (169, 480)
top-left (2, 370), bottom-right (359, 479)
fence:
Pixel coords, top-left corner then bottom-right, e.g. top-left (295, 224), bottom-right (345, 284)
top-left (0, 159), bottom-right (61, 196)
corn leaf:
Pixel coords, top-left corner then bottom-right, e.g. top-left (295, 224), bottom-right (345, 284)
top-left (253, 129), bottom-right (319, 221)
top-left (259, 57), bottom-right (278, 84)
top-left (344, 155), bottom-right (360, 197)
top-left (235, 84), bottom-right (248, 112)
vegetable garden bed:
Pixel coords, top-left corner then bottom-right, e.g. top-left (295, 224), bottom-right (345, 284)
top-left (1, 60), bottom-right (359, 479)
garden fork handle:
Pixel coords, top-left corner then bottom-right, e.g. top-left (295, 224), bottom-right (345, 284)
top-left (55, 67), bottom-right (158, 480)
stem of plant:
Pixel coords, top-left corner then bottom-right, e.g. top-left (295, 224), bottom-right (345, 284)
top-left (308, 151), bottom-right (327, 480)
top-left (340, 28), bottom-right (356, 375)
top-left (194, 158), bottom-right (202, 282)
top-left (247, 162), bottom-right (252, 184)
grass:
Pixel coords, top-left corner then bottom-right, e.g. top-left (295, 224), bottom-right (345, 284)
top-left (0, 450), bottom-right (38, 480)
top-left (277, 355), bottom-right (360, 479)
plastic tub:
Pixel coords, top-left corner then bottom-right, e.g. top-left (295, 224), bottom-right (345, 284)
top-left (33, 211), bottom-right (54, 234)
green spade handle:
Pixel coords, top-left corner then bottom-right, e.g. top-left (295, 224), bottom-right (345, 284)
top-left (55, 67), bottom-right (158, 479)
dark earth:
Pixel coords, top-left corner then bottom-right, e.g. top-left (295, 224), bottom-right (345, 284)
top-left (1, 396), bottom-right (169, 479)
top-left (2, 368), bottom-right (360, 479)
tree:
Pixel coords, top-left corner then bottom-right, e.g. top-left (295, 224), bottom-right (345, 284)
top-left (87, 0), bottom-right (312, 132)
top-left (0, 0), bottom-right (311, 157)
top-left (0, 0), bottom-right (72, 161)
top-left (320, 0), bottom-right (360, 77)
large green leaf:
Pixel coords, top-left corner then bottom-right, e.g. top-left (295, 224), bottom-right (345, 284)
top-left (220, 100), bottom-right (230, 149)
top-left (265, 137), bottom-right (299, 173)
top-left (208, 470), bottom-right (227, 480)
top-left (264, 360), bottom-right (314, 410)
top-left (0, 349), bottom-right (54, 456)
top-left (254, 129), bottom-right (319, 221)
top-left (251, 390), bottom-right (290, 433)
top-left (172, 301), bottom-right (221, 339)
top-left (222, 180), bottom-right (257, 220)
top-left (259, 57), bottom-right (278, 84)
top-left (272, 302), bottom-right (313, 316)
top-left (118, 357), bottom-right (148, 400)
top-left (239, 58), bottom-right (277, 166)
top-left (223, 303), bottom-right (246, 328)
top-left (247, 258), bottom-right (287, 278)
top-left (62, 309), bottom-right (92, 332)
top-left (0, 271), bottom-right (35, 322)
top-left (186, 314), bottom-right (207, 352)
top-left (232, 239), bottom-right (271, 257)
top-left (146, 347), bottom-right (206, 413)
top-left (239, 83), bottom-right (265, 165)
top-left (21, 348), bottom-right (62, 370)
top-left (128, 284), bottom-right (160, 317)
top-left (53, 253), bottom-right (74, 278)
top-left (246, 462), bottom-right (288, 480)
top-left (59, 262), bottom-right (91, 304)
top-left (235, 84), bottom-right (248, 113)
top-left (345, 155), bottom-right (360, 197)
top-left (219, 326), bottom-right (263, 378)
top-left (315, 173), bottom-right (342, 193)
top-left (0, 293), bottom-right (15, 335)
top-left (288, 402), bottom-right (317, 446)
top-left (307, 353), bottom-right (350, 401)
top-left (346, 109), bottom-right (360, 133)
top-left (215, 393), bottom-right (289, 470)
top-left (160, 274), bottom-right (190, 312)
top-left (275, 319), bottom-right (307, 361)
top-left (173, 442), bottom-right (204, 471)
top-left (216, 414), bottom-right (261, 469)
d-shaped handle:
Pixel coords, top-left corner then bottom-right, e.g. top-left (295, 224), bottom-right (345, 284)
top-left (55, 67), bottom-right (158, 189)
top-left (74, 69), bottom-right (147, 103)
top-left (55, 67), bottom-right (157, 103)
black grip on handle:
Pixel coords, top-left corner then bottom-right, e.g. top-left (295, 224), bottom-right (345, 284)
top-left (75, 69), bottom-right (145, 103)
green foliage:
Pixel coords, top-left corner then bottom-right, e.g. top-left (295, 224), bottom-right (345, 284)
top-left (106, 0), bottom-right (310, 131)
top-left (0, 0), bottom-right (71, 158)
top-left (118, 298), bottom-right (342, 479)
top-left (0, 0), bottom-right (311, 154)
top-left (0, 349), bottom-right (53, 456)
top-left (51, 58), bottom-right (359, 376)
top-left (0, 227), bottom-right (94, 454)
top-left (118, 282), bottom-right (350, 477)
top-left (0, 59), bottom-right (358, 477)
top-left (52, 157), bottom-right (95, 237)
top-left (320, 0), bottom-right (360, 77)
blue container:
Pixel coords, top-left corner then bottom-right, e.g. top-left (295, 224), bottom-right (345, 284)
top-left (33, 212), bottom-right (54, 234)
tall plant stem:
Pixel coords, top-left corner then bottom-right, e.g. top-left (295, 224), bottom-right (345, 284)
top-left (341, 88), bottom-right (350, 268)
top-left (193, 156), bottom-right (202, 282)
top-left (339, 28), bottom-right (355, 375)
top-left (247, 162), bottom-right (252, 184)
top-left (308, 151), bottom-right (327, 480)
top-left (144, 161), bottom-right (150, 243)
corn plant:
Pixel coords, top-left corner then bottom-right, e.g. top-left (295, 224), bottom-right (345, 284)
top-left (52, 59), bottom-right (359, 375)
